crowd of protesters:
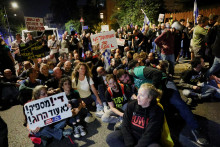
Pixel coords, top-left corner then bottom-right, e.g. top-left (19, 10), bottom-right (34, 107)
top-left (0, 13), bottom-right (220, 146)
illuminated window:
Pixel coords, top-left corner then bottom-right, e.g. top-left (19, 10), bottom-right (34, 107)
top-left (100, 13), bottom-right (104, 19)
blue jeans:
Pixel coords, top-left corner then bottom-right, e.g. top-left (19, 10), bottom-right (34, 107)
top-left (106, 130), bottom-right (126, 147)
top-left (166, 81), bottom-right (198, 130)
top-left (206, 57), bottom-right (220, 78)
top-left (34, 120), bottom-right (66, 140)
top-left (161, 54), bottom-right (175, 75)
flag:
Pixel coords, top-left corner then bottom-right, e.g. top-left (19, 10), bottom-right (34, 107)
top-left (193, 0), bottom-right (199, 23)
top-left (103, 49), bottom-right (111, 71)
top-left (141, 9), bottom-right (150, 33)
top-left (130, 23), bottom-right (133, 28)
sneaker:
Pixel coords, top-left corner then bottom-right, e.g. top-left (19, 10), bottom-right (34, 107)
top-left (96, 104), bottom-right (104, 112)
top-left (95, 110), bottom-right (105, 118)
top-left (104, 105), bottom-right (110, 113)
top-left (191, 128), bottom-right (209, 145)
top-left (63, 128), bottom-right (73, 138)
top-left (73, 126), bottom-right (80, 138)
top-left (84, 113), bottom-right (95, 123)
top-left (77, 125), bottom-right (86, 136)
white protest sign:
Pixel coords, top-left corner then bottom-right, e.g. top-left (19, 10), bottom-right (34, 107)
top-left (24, 16), bottom-right (45, 31)
top-left (24, 92), bottom-right (72, 130)
top-left (158, 14), bottom-right (165, 22)
top-left (116, 38), bottom-right (125, 46)
top-left (101, 25), bottom-right (109, 32)
top-left (91, 31), bottom-right (117, 52)
top-left (59, 48), bottom-right (69, 54)
top-left (50, 49), bottom-right (58, 55)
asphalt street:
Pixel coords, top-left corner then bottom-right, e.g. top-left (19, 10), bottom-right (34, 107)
top-left (1, 60), bottom-right (220, 147)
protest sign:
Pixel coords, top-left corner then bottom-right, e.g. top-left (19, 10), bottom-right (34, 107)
top-left (19, 40), bottom-right (48, 61)
top-left (83, 26), bottom-right (88, 30)
top-left (91, 31), bottom-right (117, 52)
top-left (158, 14), bottom-right (165, 22)
top-left (24, 17), bottom-right (45, 31)
top-left (116, 38), bottom-right (125, 46)
top-left (59, 48), bottom-right (69, 54)
top-left (24, 92), bottom-right (72, 130)
top-left (101, 25), bottom-right (109, 32)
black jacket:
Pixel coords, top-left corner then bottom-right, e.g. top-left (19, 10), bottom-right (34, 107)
top-left (122, 100), bottom-right (164, 147)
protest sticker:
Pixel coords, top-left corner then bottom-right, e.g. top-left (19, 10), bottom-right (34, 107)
top-left (116, 38), bottom-right (125, 46)
top-left (59, 48), bottom-right (69, 54)
top-left (19, 41), bottom-right (48, 61)
top-left (24, 92), bottom-right (72, 130)
top-left (101, 25), bottom-right (109, 32)
top-left (24, 16), bottom-right (45, 31)
top-left (91, 31), bottom-right (117, 52)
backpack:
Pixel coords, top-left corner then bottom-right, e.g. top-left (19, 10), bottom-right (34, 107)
top-left (75, 76), bottom-right (92, 92)
top-left (107, 84), bottom-right (127, 101)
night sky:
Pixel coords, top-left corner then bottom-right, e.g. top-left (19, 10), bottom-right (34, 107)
top-left (20, 0), bottom-right (51, 18)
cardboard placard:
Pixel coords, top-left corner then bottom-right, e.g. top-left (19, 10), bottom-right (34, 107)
top-left (24, 92), bottom-right (72, 130)
top-left (59, 48), bottom-right (69, 54)
top-left (90, 31), bottom-right (117, 52)
top-left (116, 38), bottom-right (125, 46)
top-left (24, 16), bottom-right (45, 31)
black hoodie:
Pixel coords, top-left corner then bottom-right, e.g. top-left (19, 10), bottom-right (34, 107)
top-left (121, 100), bottom-right (164, 147)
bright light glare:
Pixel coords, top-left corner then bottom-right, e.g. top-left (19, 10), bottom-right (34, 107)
top-left (11, 2), bottom-right (18, 8)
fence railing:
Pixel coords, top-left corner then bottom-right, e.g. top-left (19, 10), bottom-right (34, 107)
top-left (164, 6), bottom-right (220, 24)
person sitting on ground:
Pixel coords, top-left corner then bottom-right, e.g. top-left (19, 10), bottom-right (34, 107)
top-left (72, 62), bottom-right (104, 120)
top-left (19, 68), bottom-right (42, 105)
top-left (180, 57), bottom-right (216, 102)
top-left (0, 69), bottom-right (20, 105)
top-left (59, 77), bottom-right (87, 138)
top-left (106, 83), bottom-right (165, 147)
top-left (145, 52), bottom-right (159, 68)
top-left (101, 74), bottom-right (131, 127)
top-left (45, 67), bottom-right (63, 95)
top-left (25, 85), bottom-right (66, 146)
top-left (38, 63), bottom-right (51, 84)
top-left (128, 60), bottom-right (163, 89)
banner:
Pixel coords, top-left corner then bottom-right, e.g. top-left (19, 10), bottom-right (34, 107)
top-left (19, 40), bottom-right (48, 61)
top-left (24, 92), bottom-right (72, 130)
top-left (116, 38), bottom-right (125, 46)
top-left (24, 16), bottom-right (45, 31)
top-left (91, 31), bottom-right (117, 52)
top-left (101, 25), bottom-right (109, 32)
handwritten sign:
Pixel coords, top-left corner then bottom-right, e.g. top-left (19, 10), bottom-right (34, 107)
top-left (24, 16), bottom-right (45, 31)
top-left (59, 48), bottom-right (69, 54)
top-left (24, 92), bottom-right (72, 130)
top-left (91, 31), bottom-right (117, 52)
top-left (158, 14), bottom-right (165, 22)
top-left (116, 38), bottom-right (125, 46)
top-left (101, 25), bottom-right (109, 32)
top-left (19, 41), bottom-right (47, 61)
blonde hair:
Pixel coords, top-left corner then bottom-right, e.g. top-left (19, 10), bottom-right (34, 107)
top-left (140, 83), bottom-right (162, 100)
top-left (40, 63), bottom-right (49, 73)
top-left (32, 85), bottom-right (47, 100)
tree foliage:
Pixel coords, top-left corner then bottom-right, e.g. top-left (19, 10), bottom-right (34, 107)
top-left (65, 20), bottom-right (81, 34)
top-left (111, 0), bottom-right (164, 27)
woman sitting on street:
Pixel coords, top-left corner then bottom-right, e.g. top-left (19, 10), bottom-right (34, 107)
top-left (106, 83), bottom-right (164, 147)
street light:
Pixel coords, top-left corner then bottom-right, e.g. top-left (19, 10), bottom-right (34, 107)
top-left (11, 2), bottom-right (18, 8)
top-left (4, 1), bottom-right (19, 42)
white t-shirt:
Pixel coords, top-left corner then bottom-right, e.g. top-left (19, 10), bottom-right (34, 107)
top-left (72, 76), bottom-right (94, 98)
